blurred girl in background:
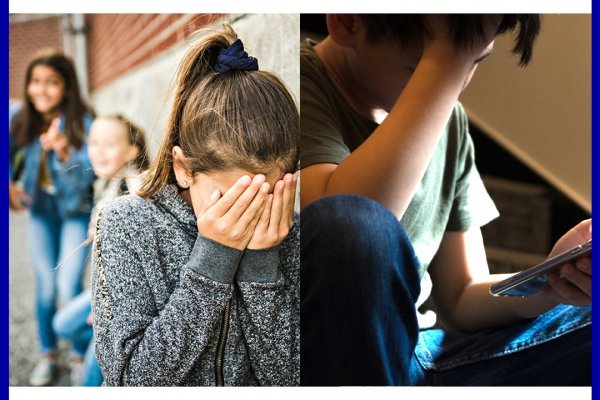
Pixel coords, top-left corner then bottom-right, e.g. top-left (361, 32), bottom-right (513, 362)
top-left (53, 114), bottom-right (150, 385)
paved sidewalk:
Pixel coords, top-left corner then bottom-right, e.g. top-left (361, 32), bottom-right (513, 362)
top-left (9, 210), bottom-right (79, 386)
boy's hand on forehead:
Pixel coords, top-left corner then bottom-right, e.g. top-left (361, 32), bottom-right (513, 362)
top-left (422, 15), bottom-right (498, 67)
top-left (195, 174), bottom-right (271, 250)
top-left (247, 173), bottom-right (297, 250)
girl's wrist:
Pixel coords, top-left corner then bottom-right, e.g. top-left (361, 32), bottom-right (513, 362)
top-left (237, 245), bottom-right (281, 283)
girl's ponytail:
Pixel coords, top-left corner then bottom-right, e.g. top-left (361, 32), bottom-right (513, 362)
top-left (139, 25), bottom-right (237, 198)
top-left (139, 23), bottom-right (298, 199)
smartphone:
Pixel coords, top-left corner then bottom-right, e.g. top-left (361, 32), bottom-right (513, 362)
top-left (489, 239), bottom-right (592, 297)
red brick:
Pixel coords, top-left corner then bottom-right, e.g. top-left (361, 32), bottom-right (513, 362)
top-left (9, 15), bottom-right (63, 101)
top-left (61, 13), bottom-right (228, 90)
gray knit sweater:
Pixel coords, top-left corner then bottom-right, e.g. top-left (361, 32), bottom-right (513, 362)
top-left (91, 184), bottom-right (300, 386)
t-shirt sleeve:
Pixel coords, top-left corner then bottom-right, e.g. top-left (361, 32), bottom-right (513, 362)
top-left (300, 52), bottom-right (350, 168)
top-left (446, 105), bottom-right (499, 231)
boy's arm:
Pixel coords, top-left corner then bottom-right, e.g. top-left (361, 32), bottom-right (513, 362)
top-left (302, 57), bottom-right (469, 219)
top-left (428, 221), bottom-right (591, 333)
top-left (301, 20), bottom-right (492, 219)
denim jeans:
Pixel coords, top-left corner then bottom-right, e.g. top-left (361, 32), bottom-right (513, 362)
top-left (300, 195), bottom-right (591, 386)
top-left (29, 190), bottom-right (90, 355)
top-left (53, 289), bottom-right (103, 386)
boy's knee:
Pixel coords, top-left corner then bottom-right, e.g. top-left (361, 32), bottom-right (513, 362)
top-left (302, 194), bottom-right (406, 244)
top-left (301, 195), bottom-right (419, 284)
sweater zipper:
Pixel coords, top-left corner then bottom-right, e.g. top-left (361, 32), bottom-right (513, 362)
top-left (215, 298), bottom-right (232, 386)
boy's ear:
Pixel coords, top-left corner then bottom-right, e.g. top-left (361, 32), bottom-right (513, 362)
top-left (172, 146), bottom-right (193, 188)
top-left (326, 14), bottom-right (362, 47)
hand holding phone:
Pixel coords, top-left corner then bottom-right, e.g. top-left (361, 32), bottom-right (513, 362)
top-left (490, 239), bottom-right (592, 297)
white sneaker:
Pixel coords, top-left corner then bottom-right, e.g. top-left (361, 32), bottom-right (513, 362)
top-left (70, 361), bottom-right (85, 386)
top-left (29, 358), bottom-right (56, 386)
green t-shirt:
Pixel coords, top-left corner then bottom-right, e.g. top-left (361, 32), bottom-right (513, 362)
top-left (300, 39), bottom-right (499, 278)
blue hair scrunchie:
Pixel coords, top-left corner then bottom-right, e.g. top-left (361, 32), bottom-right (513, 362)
top-left (214, 39), bottom-right (259, 73)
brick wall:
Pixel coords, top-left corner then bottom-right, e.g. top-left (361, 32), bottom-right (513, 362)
top-left (86, 14), bottom-right (224, 91)
top-left (9, 15), bottom-right (63, 101)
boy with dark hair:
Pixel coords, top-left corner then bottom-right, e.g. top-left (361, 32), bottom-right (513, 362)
top-left (300, 14), bottom-right (591, 386)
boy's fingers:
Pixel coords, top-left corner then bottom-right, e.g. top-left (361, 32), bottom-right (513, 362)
top-left (573, 219), bottom-right (592, 242)
top-left (575, 257), bottom-right (592, 276)
top-left (548, 271), bottom-right (590, 306)
top-left (560, 264), bottom-right (592, 297)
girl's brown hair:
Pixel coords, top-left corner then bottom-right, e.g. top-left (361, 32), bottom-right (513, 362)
top-left (11, 48), bottom-right (93, 148)
top-left (138, 23), bottom-right (299, 199)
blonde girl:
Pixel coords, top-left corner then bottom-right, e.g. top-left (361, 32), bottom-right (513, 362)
top-left (53, 114), bottom-right (149, 386)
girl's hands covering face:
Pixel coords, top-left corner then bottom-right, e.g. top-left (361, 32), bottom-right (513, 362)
top-left (247, 173), bottom-right (297, 250)
top-left (192, 174), bottom-right (270, 250)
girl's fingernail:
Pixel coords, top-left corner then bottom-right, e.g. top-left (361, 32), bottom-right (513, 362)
top-left (239, 176), bottom-right (251, 185)
top-left (211, 189), bottom-right (221, 201)
top-left (277, 181), bottom-right (284, 190)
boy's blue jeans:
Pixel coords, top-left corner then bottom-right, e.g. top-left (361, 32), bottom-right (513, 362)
top-left (53, 290), bottom-right (103, 386)
top-left (300, 195), bottom-right (591, 386)
top-left (29, 190), bottom-right (90, 356)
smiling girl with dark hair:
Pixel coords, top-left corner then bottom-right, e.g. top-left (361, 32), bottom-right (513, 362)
top-left (9, 48), bottom-right (96, 386)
